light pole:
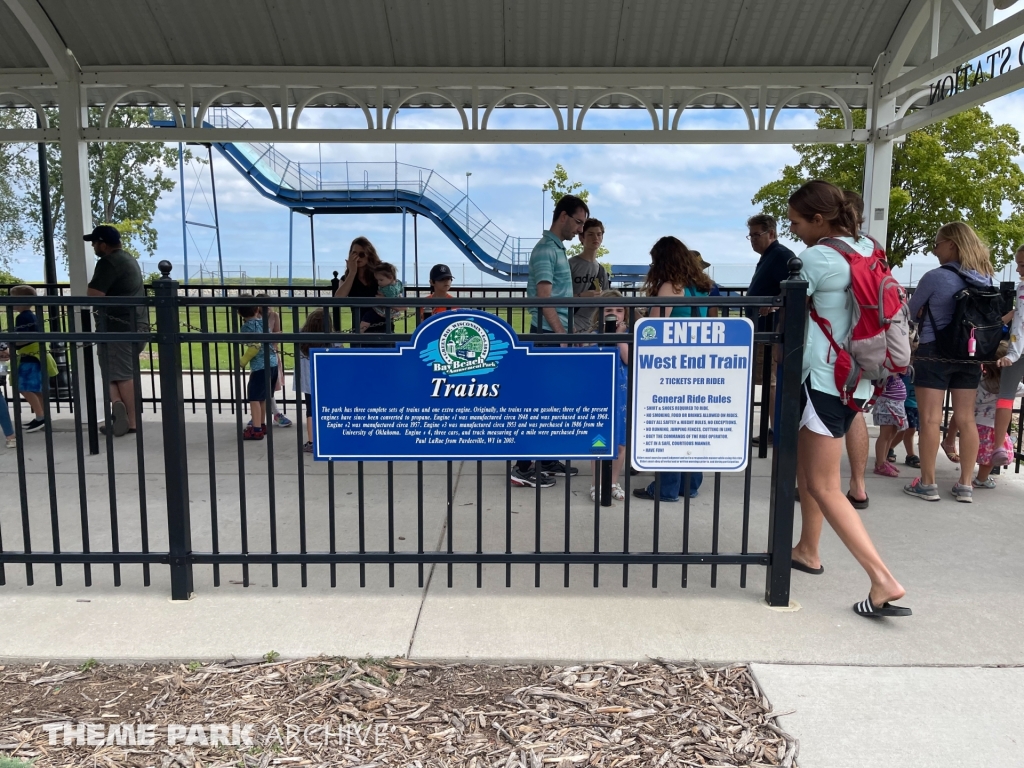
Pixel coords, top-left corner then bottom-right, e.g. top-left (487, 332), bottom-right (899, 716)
top-left (465, 171), bottom-right (472, 230)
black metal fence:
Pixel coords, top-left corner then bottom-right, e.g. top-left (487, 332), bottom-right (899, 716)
top-left (0, 262), bottom-right (852, 608)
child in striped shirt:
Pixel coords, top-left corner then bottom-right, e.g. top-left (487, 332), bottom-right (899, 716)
top-left (872, 374), bottom-right (908, 477)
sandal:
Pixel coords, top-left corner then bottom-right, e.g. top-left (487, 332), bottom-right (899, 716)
top-left (887, 448), bottom-right (897, 463)
top-left (904, 454), bottom-right (921, 469)
top-left (972, 476), bottom-right (996, 489)
top-left (989, 447), bottom-right (1011, 467)
top-left (854, 595), bottom-right (912, 618)
top-left (941, 443), bottom-right (960, 463)
top-left (611, 483), bottom-right (626, 501)
top-left (873, 462), bottom-right (900, 478)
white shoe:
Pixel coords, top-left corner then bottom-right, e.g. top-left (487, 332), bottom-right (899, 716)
top-left (5, 435), bottom-right (15, 449)
top-left (611, 483), bottom-right (625, 500)
top-left (589, 485), bottom-right (596, 501)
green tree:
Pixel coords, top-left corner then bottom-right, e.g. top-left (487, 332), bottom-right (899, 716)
top-left (751, 107), bottom-right (1024, 267)
top-left (542, 163), bottom-right (609, 259)
top-left (20, 107), bottom-right (187, 263)
top-left (0, 110), bottom-right (35, 269)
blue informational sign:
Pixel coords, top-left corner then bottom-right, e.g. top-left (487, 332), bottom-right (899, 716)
top-left (631, 317), bottom-right (754, 472)
top-left (311, 310), bottom-right (618, 461)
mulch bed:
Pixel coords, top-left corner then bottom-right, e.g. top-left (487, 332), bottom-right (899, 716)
top-left (0, 658), bottom-right (798, 767)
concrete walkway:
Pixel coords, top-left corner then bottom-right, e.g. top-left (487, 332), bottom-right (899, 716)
top-left (1, 412), bottom-right (1023, 766)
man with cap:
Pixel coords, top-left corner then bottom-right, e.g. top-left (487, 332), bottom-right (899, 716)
top-left (418, 263), bottom-right (455, 324)
top-left (85, 225), bottom-right (147, 436)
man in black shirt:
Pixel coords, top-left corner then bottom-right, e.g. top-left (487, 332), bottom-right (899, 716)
top-left (746, 215), bottom-right (795, 441)
top-left (86, 225), bottom-right (146, 436)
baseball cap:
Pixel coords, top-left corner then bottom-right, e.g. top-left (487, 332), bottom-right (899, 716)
top-left (83, 225), bottom-right (121, 246)
top-left (429, 264), bottom-right (453, 281)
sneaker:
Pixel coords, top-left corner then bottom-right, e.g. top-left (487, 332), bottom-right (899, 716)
top-left (5, 434), bottom-right (15, 449)
top-left (24, 417), bottom-right (46, 433)
top-left (972, 476), bottom-right (996, 489)
top-left (510, 466), bottom-right (555, 488)
top-left (274, 413), bottom-right (293, 427)
top-left (302, 440), bottom-right (314, 453)
top-left (951, 482), bottom-right (973, 503)
top-left (243, 425), bottom-right (265, 441)
top-left (539, 460), bottom-right (578, 477)
top-left (751, 428), bottom-right (774, 446)
top-left (903, 477), bottom-right (940, 501)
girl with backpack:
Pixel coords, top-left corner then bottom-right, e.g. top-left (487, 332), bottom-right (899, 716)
top-left (905, 222), bottom-right (997, 503)
top-left (787, 180), bottom-right (910, 619)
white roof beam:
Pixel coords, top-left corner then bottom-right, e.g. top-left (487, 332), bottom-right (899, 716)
top-left (882, 9), bottom-right (1024, 98)
top-left (2, 0), bottom-right (76, 81)
top-left (74, 67), bottom-right (872, 90)
top-left (949, 0), bottom-right (982, 35)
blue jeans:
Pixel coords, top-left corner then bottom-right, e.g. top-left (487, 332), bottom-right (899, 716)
top-left (0, 387), bottom-right (13, 438)
top-left (646, 472), bottom-right (703, 501)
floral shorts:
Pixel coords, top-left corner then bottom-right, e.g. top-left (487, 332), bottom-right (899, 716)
top-left (977, 425), bottom-right (1014, 466)
top-left (872, 396), bottom-right (907, 430)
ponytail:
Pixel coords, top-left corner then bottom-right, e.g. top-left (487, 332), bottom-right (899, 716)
top-left (789, 180), bottom-right (860, 239)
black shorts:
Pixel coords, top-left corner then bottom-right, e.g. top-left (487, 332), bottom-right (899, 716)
top-left (799, 380), bottom-right (860, 438)
top-left (246, 367), bottom-right (278, 403)
top-left (913, 342), bottom-right (982, 391)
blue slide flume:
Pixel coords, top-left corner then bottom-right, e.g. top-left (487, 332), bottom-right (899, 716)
top-left (153, 107), bottom-right (532, 280)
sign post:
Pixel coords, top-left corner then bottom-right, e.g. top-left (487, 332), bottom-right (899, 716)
top-left (311, 310), bottom-right (619, 462)
top-left (631, 317), bottom-right (755, 472)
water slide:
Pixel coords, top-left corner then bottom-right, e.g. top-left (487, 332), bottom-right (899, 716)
top-left (154, 107), bottom-right (534, 281)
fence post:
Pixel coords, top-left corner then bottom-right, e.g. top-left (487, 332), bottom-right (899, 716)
top-left (154, 260), bottom-right (194, 600)
top-left (764, 257), bottom-right (806, 607)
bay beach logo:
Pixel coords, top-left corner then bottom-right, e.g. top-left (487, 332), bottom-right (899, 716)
top-left (420, 318), bottom-right (508, 377)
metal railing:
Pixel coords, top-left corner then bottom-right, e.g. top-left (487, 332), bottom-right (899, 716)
top-left (0, 263), bottom-right (815, 607)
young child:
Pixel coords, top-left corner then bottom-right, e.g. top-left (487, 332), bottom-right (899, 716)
top-left (295, 309), bottom-right (325, 453)
top-left (871, 373), bottom-right (908, 477)
top-left (238, 304), bottom-right (278, 441)
top-left (359, 262), bottom-right (404, 333)
top-left (989, 245), bottom-right (1024, 466)
top-left (901, 372), bottom-right (919, 468)
top-left (10, 285), bottom-right (45, 433)
top-left (974, 342), bottom-right (1024, 488)
top-left (417, 263), bottom-right (454, 324)
top-left (590, 290), bottom-right (629, 502)
top-left (252, 294), bottom-right (292, 428)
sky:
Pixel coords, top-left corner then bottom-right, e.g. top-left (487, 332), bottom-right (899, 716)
top-left (8, 4), bottom-right (1024, 288)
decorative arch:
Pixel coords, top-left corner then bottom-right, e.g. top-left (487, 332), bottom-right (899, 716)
top-left (0, 88), bottom-right (49, 128)
top-left (575, 89), bottom-right (659, 131)
top-left (896, 88), bottom-right (933, 119)
top-left (196, 88), bottom-right (280, 129)
top-left (291, 88), bottom-right (374, 129)
top-left (671, 89), bottom-right (756, 131)
top-left (768, 87), bottom-right (852, 130)
top-left (101, 87), bottom-right (184, 128)
top-left (386, 89), bottom-right (469, 130)
top-left (480, 89), bottom-right (564, 130)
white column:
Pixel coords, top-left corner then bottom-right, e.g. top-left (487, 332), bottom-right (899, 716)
top-left (863, 97), bottom-right (896, 247)
top-left (57, 78), bottom-right (93, 296)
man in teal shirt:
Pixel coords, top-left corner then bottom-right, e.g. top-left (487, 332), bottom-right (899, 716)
top-left (526, 194), bottom-right (588, 334)
top-left (512, 194), bottom-right (589, 488)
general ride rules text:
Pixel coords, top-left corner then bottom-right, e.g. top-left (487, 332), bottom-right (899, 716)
top-left (631, 317), bottom-right (755, 472)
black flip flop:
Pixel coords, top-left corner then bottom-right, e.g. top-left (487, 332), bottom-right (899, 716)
top-left (846, 491), bottom-right (869, 510)
top-left (853, 595), bottom-right (912, 618)
top-left (791, 559), bottom-right (824, 575)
